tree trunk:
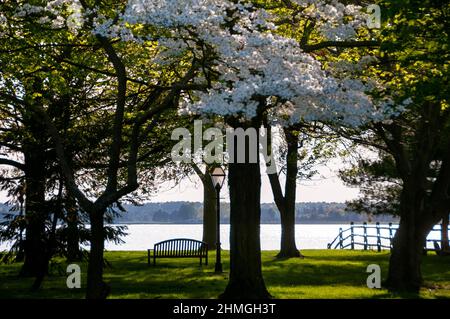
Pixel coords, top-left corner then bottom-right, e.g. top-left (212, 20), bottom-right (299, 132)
top-left (66, 196), bottom-right (82, 262)
top-left (31, 194), bottom-right (62, 291)
top-left (267, 126), bottom-right (302, 258)
top-left (86, 209), bottom-right (109, 299)
top-left (386, 221), bottom-right (422, 291)
top-left (385, 188), bottom-right (434, 292)
top-left (202, 169), bottom-right (217, 250)
top-left (220, 126), bottom-right (271, 299)
top-left (442, 213), bottom-right (449, 251)
top-left (20, 148), bottom-right (47, 278)
top-left (278, 206), bottom-right (301, 258)
top-left (277, 128), bottom-right (302, 258)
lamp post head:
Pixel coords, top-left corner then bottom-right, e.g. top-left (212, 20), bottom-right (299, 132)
top-left (210, 166), bottom-right (226, 190)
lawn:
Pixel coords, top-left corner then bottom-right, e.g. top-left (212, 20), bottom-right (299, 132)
top-left (0, 250), bottom-right (449, 299)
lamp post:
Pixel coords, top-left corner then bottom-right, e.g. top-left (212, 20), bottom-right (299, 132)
top-left (210, 166), bottom-right (225, 273)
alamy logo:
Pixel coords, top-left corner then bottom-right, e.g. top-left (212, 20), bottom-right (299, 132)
top-left (366, 264), bottom-right (381, 289)
top-left (66, 264), bottom-right (81, 289)
top-left (171, 120), bottom-right (276, 173)
top-left (366, 4), bottom-right (381, 29)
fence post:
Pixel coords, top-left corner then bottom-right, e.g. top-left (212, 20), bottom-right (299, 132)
top-left (339, 227), bottom-right (343, 249)
top-left (350, 222), bottom-right (354, 250)
top-left (388, 222), bottom-right (394, 250)
top-left (376, 222), bottom-right (381, 252)
top-left (363, 222), bottom-right (368, 250)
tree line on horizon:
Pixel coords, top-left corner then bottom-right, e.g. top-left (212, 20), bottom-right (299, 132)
top-left (114, 202), bottom-right (399, 224)
top-left (1, 201), bottom-right (398, 224)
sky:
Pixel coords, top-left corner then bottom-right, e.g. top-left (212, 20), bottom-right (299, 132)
top-left (142, 160), bottom-right (360, 204)
top-left (150, 171), bottom-right (359, 203)
top-left (0, 160), bottom-right (360, 204)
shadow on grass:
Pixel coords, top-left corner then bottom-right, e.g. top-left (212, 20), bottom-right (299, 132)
top-left (262, 251), bottom-right (390, 288)
top-left (370, 292), bottom-right (420, 299)
top-left (1, 250), bottom-right (449, 299)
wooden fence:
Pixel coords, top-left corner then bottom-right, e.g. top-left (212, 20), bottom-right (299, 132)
top-left (327, 222), bottom-right (449, 252)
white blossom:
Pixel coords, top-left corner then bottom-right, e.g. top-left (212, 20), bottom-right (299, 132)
top-left (0, 13), bottom-right (6, 37)
top-left (293, 0), bottom-right (368, 41)
top-left (14, 0), bottom-right (396, 128)
top-left (51, 15), bottom-right (66, 29)
top-left (66, 1), bottom-right (84, 33)
top-left (110, 0), bottom-right (392, 127)
top-left (0, 13), bottom-right (7, 25)
top-left (15, 4), bottom-right (45, 17)
top-left (15, 0), bottom-right (85, 31)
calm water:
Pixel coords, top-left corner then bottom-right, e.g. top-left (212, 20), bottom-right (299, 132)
top-left (0, 223), bottom-right (443, 251)
top-left (104, 224), bottom-right (345, 251)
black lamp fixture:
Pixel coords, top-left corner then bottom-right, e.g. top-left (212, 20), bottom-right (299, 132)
top-left (210, 165), bottom-right (226, 273)
top-left (210, 166), bottom-right (226, 190)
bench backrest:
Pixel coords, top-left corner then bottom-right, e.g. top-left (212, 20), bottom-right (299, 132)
top-left (154, 238), bottom-right (208, 257)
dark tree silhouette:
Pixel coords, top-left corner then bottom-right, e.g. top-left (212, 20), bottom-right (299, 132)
top-left (221, 118), bottom-right (271, 299)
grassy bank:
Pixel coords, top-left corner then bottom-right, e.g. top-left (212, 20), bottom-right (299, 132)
top-left (0, 250), bottom-right (449, 299)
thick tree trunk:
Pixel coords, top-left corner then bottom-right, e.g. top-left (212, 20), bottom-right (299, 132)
top-left (385, 219), bottom-right (428, 291)
top-left (278, 206), bottom-right (301, 258)
top-left (20, 148), bottom-right (47, 278)
top-left (86, 210), bottom-right (109, 299)
top-left (220, 126), bottom-right (271, 298)
top-left (202, 169), bottom-right (217, 250)
top-left (442, 213), bottom-right (449, 251)
top-left (31, 197), bottom-right (62, 291)
top-left (385, 188), bottom-right (434, 292)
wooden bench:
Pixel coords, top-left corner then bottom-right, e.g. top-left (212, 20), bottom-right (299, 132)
top-left (433, 241), bottom-right (450, 256)
top-left (148, 238), bottom-right (208, 266)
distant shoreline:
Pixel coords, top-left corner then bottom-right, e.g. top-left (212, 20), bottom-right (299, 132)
top-left (1, 201), bottom-right (399, 224)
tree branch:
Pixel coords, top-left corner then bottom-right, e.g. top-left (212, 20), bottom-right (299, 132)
top-left (265, 125), bottom-right (286, 211)
top-left (302, 40), bottom-right (381, 52)
top-left (0, 158), bottom-right (25, 170)
top-left (95, 35), bottom-right (127, 194)
top-left (283, 127), bottom-right (299, 213)
top-left (192, 162), bottom-right (206, 183)
top-left (0, 141), bottom-right (22, 152)
top-left (27, 103), bottom-right (94, 212)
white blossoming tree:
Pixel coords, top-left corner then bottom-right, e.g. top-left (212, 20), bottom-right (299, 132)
top-left (108, 0), bottom-right (398, 298)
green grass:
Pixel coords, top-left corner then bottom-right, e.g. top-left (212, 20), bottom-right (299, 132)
top-left (0, 250), bottom-right (449, 299)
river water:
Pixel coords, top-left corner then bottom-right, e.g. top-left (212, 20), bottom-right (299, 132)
top-left (0, 223), bottom-right (443, 251)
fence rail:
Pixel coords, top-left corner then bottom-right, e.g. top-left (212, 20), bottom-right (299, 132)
top-left (327, 222), bottom-right (449, 252)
